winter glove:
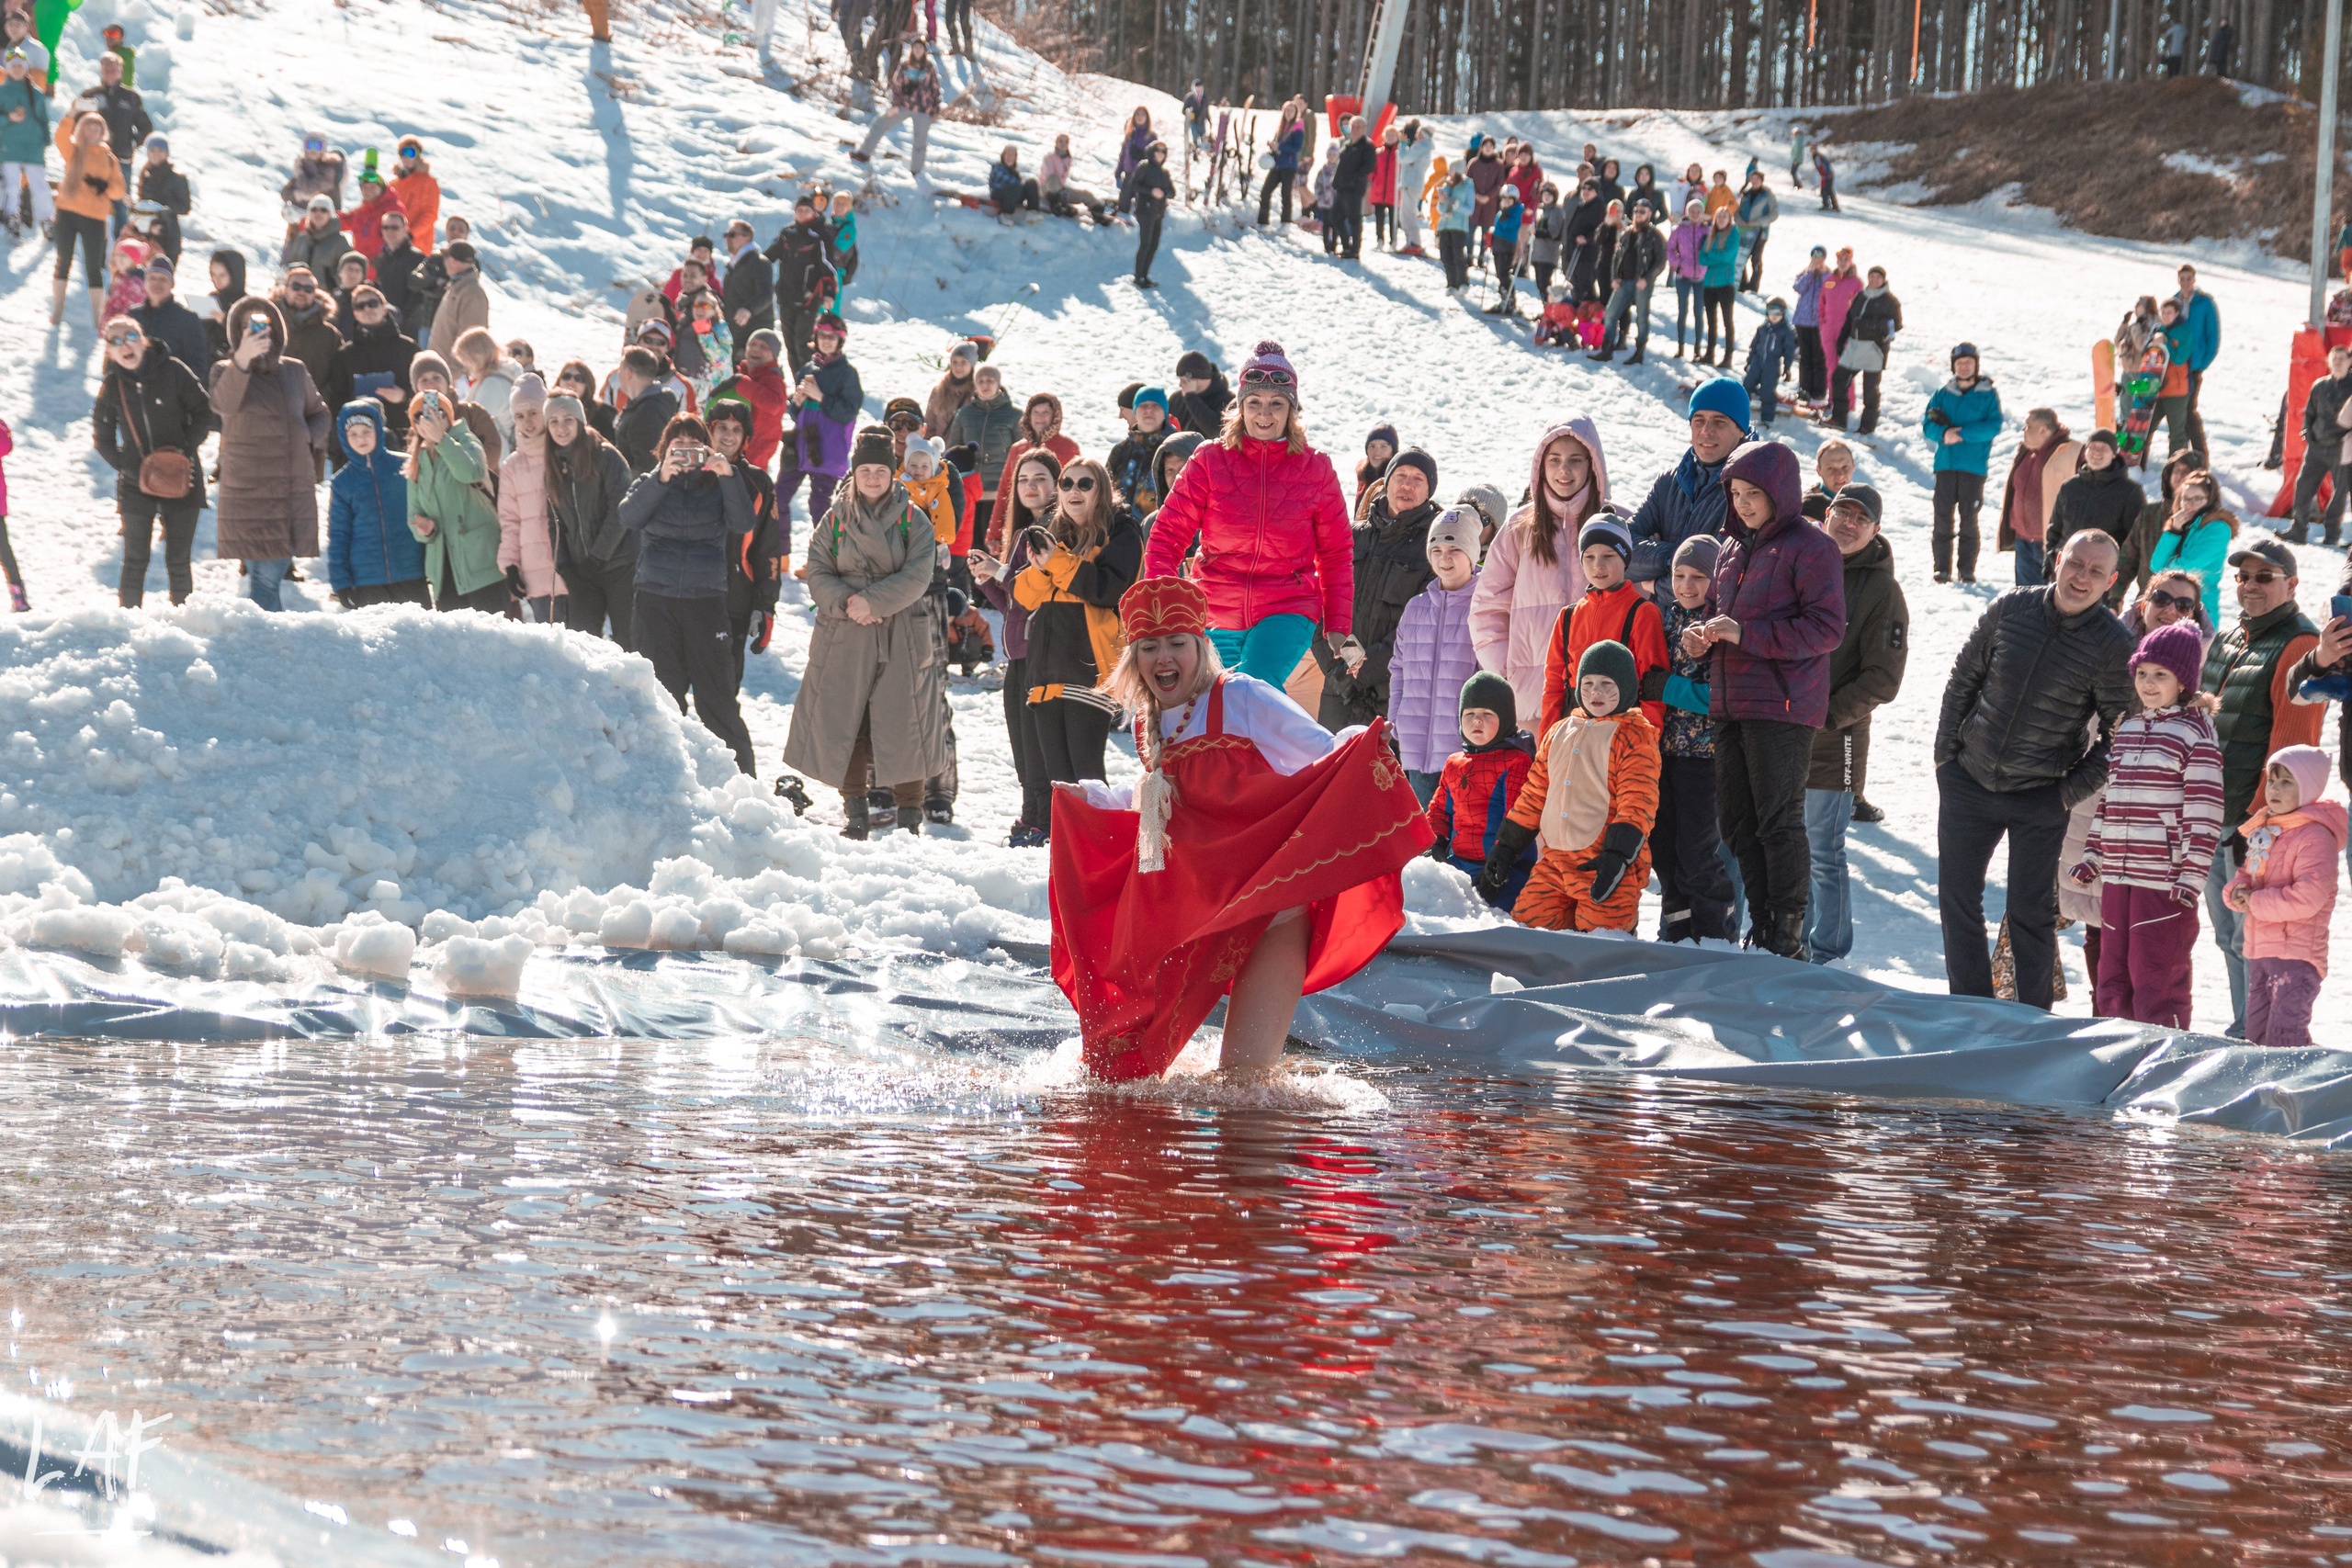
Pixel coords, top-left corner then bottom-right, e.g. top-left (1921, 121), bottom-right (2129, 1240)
top-left (1474, 819), bottom-right (1538, 903)
top-left (1577, 821), bottom-right (1646, 905)
top-left (334, 588), bottom-right (357, 610)
top-left (1425, 836), bottom-right (1452, 863)
top-left (1637, 667), bottom-right (1668, 705)
top-left (750, 609), bottom-right (775, 653)
top-left (504, 565), bottom-right (527, 600)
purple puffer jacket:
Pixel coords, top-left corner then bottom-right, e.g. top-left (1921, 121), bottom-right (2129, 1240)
top-left (1390, 571), bottom-right (1483, 773)
top-left (1708, 441), bottom-right (1846, 728)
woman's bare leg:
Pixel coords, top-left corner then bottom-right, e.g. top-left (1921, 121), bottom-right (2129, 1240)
top-left (1218, 916), bottom-right (1309, 1077)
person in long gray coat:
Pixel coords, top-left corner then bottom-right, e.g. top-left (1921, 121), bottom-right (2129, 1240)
top-left (784, 425), bottom-right (951, 840)
top-left (209, 294), bottom-right (329, 611)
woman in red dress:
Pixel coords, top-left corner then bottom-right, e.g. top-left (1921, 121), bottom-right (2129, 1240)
top-left (1048, 576), bottom-right (1433, 1083)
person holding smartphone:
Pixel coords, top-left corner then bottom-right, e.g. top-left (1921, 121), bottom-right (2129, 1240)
top-left (404, 388), bottom-right (504, 615)
top-left (617, 416), bottom-right (758, 775)
top-left (209, 297), bottom-right (328, 610)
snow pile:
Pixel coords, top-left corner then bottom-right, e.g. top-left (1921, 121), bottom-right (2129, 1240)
top-left (0, 605), bottom-right (1488, 994)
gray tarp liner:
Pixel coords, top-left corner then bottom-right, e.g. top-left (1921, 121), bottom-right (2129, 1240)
top-left (1, 930), bottom-right (2346, 1145)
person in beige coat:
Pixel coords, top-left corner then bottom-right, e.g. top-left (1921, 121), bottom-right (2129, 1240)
top-left (209, 295), bottom-right (329, 611)
top-left (783, 426), bottom-right (951, 840)
top-left (427, 240), bottom-right (489, 358)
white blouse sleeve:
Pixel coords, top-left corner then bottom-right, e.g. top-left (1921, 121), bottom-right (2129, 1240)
top-left (1219, 676), bottom-right (1363, 776)
top-left (1074, 780), bottom-right (1134, 810)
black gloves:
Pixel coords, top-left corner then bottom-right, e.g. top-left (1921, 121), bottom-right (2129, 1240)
top-left (1578, 821), bottom-right (1646, 904)
top-left (504, 564), bottom-right (527, 599)
top-left (1426, 836), bottom-right (1451, 863)
top-left (750, 609), bottom-right (775, 653)
top-left (1475, 819), bottom-right (1537, 901)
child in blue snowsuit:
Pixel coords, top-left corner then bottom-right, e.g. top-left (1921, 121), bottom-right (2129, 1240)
top-left (1744, 297), bottom-right (1799, 427)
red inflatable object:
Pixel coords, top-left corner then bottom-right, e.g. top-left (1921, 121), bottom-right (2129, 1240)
top-left (2269, 323), bottom-right (2352, 517)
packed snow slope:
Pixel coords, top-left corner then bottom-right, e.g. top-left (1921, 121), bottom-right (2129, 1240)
top-left (0, 0), bottom-right (2342, 1037)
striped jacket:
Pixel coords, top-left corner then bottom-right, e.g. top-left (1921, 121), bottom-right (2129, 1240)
top-left (2076, 702), bottom-right (2224, 897)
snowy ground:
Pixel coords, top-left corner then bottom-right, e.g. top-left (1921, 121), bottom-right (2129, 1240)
top-left (0, 0), bottom-right (2342, 1039)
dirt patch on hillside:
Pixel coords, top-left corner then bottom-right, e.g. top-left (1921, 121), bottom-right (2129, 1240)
top-left (1818, 76), bottom-right (2337, 258)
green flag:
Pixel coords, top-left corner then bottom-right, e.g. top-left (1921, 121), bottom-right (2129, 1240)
top-left (34, 0), bottom-right (79, 89)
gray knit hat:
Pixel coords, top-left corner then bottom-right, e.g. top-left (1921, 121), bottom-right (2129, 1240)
top-left (1671, 534), bottom-right (1722, 575)
top-left (1425, 506), bottom-right (1481, 566)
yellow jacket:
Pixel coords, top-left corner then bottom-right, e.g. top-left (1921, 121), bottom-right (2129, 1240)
top-left (54, 115), bottom-right (122, 221)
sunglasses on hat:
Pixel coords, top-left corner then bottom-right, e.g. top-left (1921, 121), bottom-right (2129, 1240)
top-left (1238, 365), bottom-right (1294, 390)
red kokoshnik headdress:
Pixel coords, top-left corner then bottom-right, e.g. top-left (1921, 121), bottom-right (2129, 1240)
top-left (1118, 576), bottom-right (1209, 643)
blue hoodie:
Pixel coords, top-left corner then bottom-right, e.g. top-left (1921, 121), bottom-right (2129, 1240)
top-left (326, 401), bottom-right (424, 592)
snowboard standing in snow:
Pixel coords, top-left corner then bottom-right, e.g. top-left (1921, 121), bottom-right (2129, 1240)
top-left (2092, 338), bottom-right (2117, 433)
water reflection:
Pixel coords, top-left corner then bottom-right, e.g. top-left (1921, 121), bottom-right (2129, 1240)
top-left (1, 1036), bottom-right (2347, 1566)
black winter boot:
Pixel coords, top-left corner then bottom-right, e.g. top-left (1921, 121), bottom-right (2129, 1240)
top-left (842, 794), bottom-right (870, 841)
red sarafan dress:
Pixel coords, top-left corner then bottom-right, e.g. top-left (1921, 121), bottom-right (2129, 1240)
top-left (1049, 673), bottom-right (1434, 1083)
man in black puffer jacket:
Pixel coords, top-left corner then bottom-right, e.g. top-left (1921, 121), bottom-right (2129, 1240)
top-left (1316, 448), bottom-right (1442, 729)
top-left (1934, 529), bottom-right (2135, 1010)
top-left (2043, 430), bottom-right (2144, 599)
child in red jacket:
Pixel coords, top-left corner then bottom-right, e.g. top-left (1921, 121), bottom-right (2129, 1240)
top-left (1539, 515), bottom-right (1668, 735)
top-left (1423, 670), bottom-right (1538, 908)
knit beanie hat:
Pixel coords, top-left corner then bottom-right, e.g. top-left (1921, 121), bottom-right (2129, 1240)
top-left (509, 373), bottom-right (548, 412)
top-left (1366, 422), bottom-right (1399, 454)
top-left (1671, 534), bottom-right (1721, 576)
top-left (850, 425), bottom-right (897, 471)
top-left (1425, 506), bottom-right (1480, 565)
top-left (546, 392), bottom-right (585, 424)
top-left (1238, 339), bottom-right (1300, 401)
top-left (747, 327), bottom-right (786, 357)
top-left (901, 434), bottom-right (943, 468)
top-left (705, 397), bottom-right (754, 436)
top-left (1132, 385), bottom-right (1170, 414)
top-left (1456, 483), bottom-right (1510, 536)
top-left (409, 348), bottom-right (454, 386)
top-left (1174, 349), bottom-right (1215, 380)
top-left (1687, 375), bottom-right (1752, 436)
top-left (1386, 447), bottom-right (1438, 492)
top-left (2131, 620), bottom-right (2205, 696)
top-left (1577, 515), bottom-right (1633, 562)
top-left (2087, 428), bottom-right (2120, 452)
top-left (2269, 743), bottom-right (2335, 807)
top-left (949, 339), bottom-right (980, 366)
top-left (1458, 670), bottom-right (1517, 736)
top-left (1576, 640), bottom-right (1639, 714)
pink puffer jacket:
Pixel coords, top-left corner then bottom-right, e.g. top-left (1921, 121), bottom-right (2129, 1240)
top-left (1467, 417), bottom-right (1607, 720)
top-left (2229, 800), bottom-right (2347, 977)
top-left (497, 443), bottom-right (565, 597)
top-left (1140, 434), bottom-right (1354, 634)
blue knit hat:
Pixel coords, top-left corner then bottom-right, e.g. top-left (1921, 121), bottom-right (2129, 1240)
top-left (1688, 375), bottom-right (1752, 436)
top-left (1133, 385), bottom-right (1170, 414)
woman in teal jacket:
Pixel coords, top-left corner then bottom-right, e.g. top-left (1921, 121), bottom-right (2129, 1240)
top-left (406, 389), bottom-right (506, 614)
top-left (1698, 209), bottom-right (1741, 366)
top-left (2144, 467), bottom-right (2235, 626)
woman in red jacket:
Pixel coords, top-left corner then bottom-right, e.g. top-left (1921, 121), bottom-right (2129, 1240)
top-left (1138, 340), bottom-right (1354, 685)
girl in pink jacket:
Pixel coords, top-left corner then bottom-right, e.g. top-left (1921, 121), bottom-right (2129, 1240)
top-left (1467, 416), bottom-right (1607, 720)
top-left (1138, 341), bottom-right (1353, 684)
top-left (2225, 744), bottom-right (2345, 1047)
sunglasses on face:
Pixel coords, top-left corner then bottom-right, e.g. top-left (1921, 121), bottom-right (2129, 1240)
top-left (1057, 475), bottom-right (1097, 493)
top-left (2236, 570), bottom-right (2284, 586)
top-left (105, 331), bottom-right (141, 346)
top-left (888, 416), bottom-right (922, 433)
top-left (288, 283), bottom-right (315, 295)
top-left (2146, 589), bottom-right (2199, 612)
top-left (356, 299), bottom-right (385, 312)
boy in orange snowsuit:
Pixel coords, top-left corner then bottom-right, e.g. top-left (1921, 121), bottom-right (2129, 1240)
top-left (1481, 639), bottom-right (1661, 932)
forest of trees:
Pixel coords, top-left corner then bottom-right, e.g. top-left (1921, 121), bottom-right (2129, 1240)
top-left (979, 0), bottom-right (2336, 115)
